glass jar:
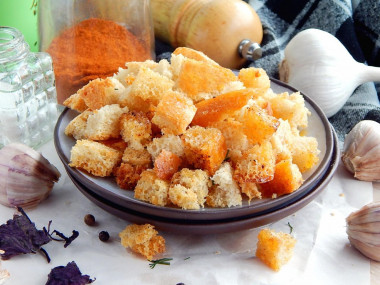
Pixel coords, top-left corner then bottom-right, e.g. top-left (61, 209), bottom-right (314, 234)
top-left (38, 0), bottom-right (155, 104)
top-left (0, 26), bottom-right (58, 149)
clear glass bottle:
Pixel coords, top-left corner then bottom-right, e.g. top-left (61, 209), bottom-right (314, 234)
top-left (0, 26), bottom-right (58, 149)
top-left (38, 0), bottom-right (155, 104)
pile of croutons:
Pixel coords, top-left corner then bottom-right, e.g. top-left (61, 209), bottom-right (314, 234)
top-left (64, 47), bottom-right (320, 210)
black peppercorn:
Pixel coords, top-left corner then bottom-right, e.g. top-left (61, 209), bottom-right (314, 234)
top-left (99, 231), bottom-right (110, 242)
top-left (84, 214), bottom-right (96, 226)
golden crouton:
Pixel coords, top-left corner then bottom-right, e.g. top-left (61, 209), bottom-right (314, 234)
top-left (119, 111), bottom-right (152, 150)
top-left (256, 228), bottom-right (296, 271)
top-left (77, 77), bottom-right (125, 110)
top-left (239, 181), bottom-right (262, 202)
top-left (147, 134), bottom-right (185, 160)
top-left (114, 60), bottom-right (159, 87)
top-left (181, 126), bottom-right (227, 175)
top-left (64, 110), bottom-right (91, 140)
top-left (291, 135), bottom-right (320, 173)
top-left (234, 141), bottom-right (276, 184)
top-left (169, 168), bottom-right (210, 210)
top-left (172, 47), bottom-right (219, 65)
top-left (206, 162), bottom-right (242, 208)
top-left (122, 147), bottom-right (152, 168)
top-left (119, 224), bottom-right (165, 260)
top-left (172, 54), bottom-right (237, 102)
top-left (69, 139), bottom-right (122, 177)
top-left (238, 67), bottom-right (271, 94)
top-left (152, 90), bottom-right (196, 135)
top-left (191, 89), bottom-right (254, 127)
top-left (134, 169), bottom-right (170, 206)
top-left (259, 159), bottom-right (303, 198)
top-left (236, 100), bottom-right (279, 145)
top-left (270, 119), bottom-right (294, 163)
top-left (85, 104), bottom-right (128, 140)
top-left (114, 163), bottom-right (148, 190)
top-left (63, 92), bottom-right (88, 112)
top-left (99, 138), bottom-right (128, 152)
top-left (154, 150), bottom-right (182, 181)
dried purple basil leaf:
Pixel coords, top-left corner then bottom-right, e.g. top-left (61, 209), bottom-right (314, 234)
top-left (50, 230), bottom-right (79, 248)
top-left (46, 261), bottom-right (95, 285)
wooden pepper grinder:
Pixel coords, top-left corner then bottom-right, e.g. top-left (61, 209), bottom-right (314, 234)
top-left (151, 0), bottom-right (263, 69)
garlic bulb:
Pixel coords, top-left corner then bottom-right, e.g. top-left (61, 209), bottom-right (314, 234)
top-left (346, 201), bottom-right (380, 261)
top-left (342, 120), bottom-right (380, 182)
top-left (0, 143), bottom-right (61, 208)
top-left (279, 28), bottom-right (380, 118)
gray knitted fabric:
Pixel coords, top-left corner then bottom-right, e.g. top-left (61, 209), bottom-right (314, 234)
top-left (247, 0), bottom-right (380, 143)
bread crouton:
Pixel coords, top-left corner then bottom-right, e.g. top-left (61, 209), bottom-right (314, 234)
top-left (259, 159), bottom-right (303, 198)
top-left (63, 92), bottom-right (88, 112)
top-left (99, 138), bottom-right (128, 152)
top-left (154, 150), bottom-right (182, 181)
top-left (69, 139), bottom-right (122, 177)
top-left (119, 224), bottom-right (165, 260)
top-left (172, 47), bottom-right (219, 65)
top-left (115, 163), bottom-right (148, 190)
top-left (147, 134), bottom-right (184, 160)
top-left (64, 110), bottom-right (91, 140)
top-left (77, 77), bottom-right (125, 110)
top-left (181, 126), bottom-right (227, 175)
top-left (234, 141), bottom-right (276, 184)
top-left (152, 90), bottom-right (196, 135)
top-left (191, 89), bottom-right (254, 127)
top-left (120, 111), bottom-right (152, 150)
top-left (267, 92), bottom-right (310, 129)
top-left (206, 162), bottom-right (242, 208)
top-left (270, 119), bottom-right (294, 162)
top-left (122, 147), bottom-right (152, 168)
top-left (239, 181), bottom-right (262, 201)
top-left (238, 67), bottom-right (271, 94)
top-left (256, 228), bottom-right (296, 271)
top-left (171, 54), bottom-right (237, 102)
top-left (236, 100), bottom-right (279, 145)
top-left (169, 168), bottom-right (210, 210)
top-left (291, 135), bottom-right (320, 173)
top-left (134, 169), bottom-right (169, 206)
top-left (85, 104), bottom-right (128, 140)
top-left (114, 60), bottom-right (159, 87)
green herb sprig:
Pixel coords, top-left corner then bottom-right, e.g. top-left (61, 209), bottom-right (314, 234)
top-left (149, 257), bottom-right (173, 269)
top-left (287, 222), bottom-right (293, 234)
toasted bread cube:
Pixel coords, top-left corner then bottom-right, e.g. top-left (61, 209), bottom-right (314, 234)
top-left (114, 61), bottom-right (159, 86)
top-left (238, 67), bottom-right (270, 94)
top-left (169, 168), bottom-right (210, 210)
top-left (134, 169), bottom-right (169, 206)
top-left (64, 110), bottom-right (91, 140)
top-left (63, 92), bottom-right (88, 112)
top-left (85, 104), bottom-right (128, 140)
top-left (270, 119), bottom-right (294, 163)
top-left (236, 100), bottom-right (279, 145)
top-left (130, 66), bottom-right (174, 106)
top-left (268, 92), bottom-right (310, 129)
top-left (120, 111), bottom-right (152, 150)
top-left (239, 181), bottom-right (262, 202)
top-left (99, 138), bottom-right (128, 152)
top-left (206, 162), bottom-right (242, 208)
top-left (154, 150), bottom-right (182, 181)
top-left (122, 147), bottom-right (152, 168)
top-left (119, 224), bottom-right (165, 260)
top-left (152, 90), bottom-right (196, 135)
top-left (291, 135), bottom-right (320, 173)
top-left (259, 159), bottom-right (303, 198)
top-left (234, 141), bottom-right (276, 184)
top-left (256, 228), bottom-right (296, 271)
top-left (172, 54), bottom-right (237, 102)
top-left (69, 139), bottom-right (122, 177)
top-left (77, 77), bottom-right (126, 110)
top-left (147, 134), bottom-right (185, 160)
top-left (181, 126), bottom-right (227, 175)
top-left (191, 89), bottom-right (254, 127)
top-left (115, 163), bottom-right (148, 190)
top-left (172, 47), bottom-right (219, 65)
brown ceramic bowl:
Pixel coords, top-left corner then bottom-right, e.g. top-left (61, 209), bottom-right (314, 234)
top-left (55, 79), bottom-right (335, 222)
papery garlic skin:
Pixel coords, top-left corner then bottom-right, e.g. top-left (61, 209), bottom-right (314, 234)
top-left (342, 120), bottom-right (380, 182)
top-left (279, 29), bottom-right (380, 118)
top-left (346, 201), bottom-right (380, 262)
top-left (0, 143), bottom-right (61, 209)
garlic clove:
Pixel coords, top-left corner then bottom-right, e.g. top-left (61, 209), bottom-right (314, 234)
top-left (0, 143), bottom-right (61, 209)
top-left (279, 29), bottom-right (380, 118)
top-left (341, 120), bottom-right (380, 182)
top-left (346, 202), bottom-right (380, 261)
